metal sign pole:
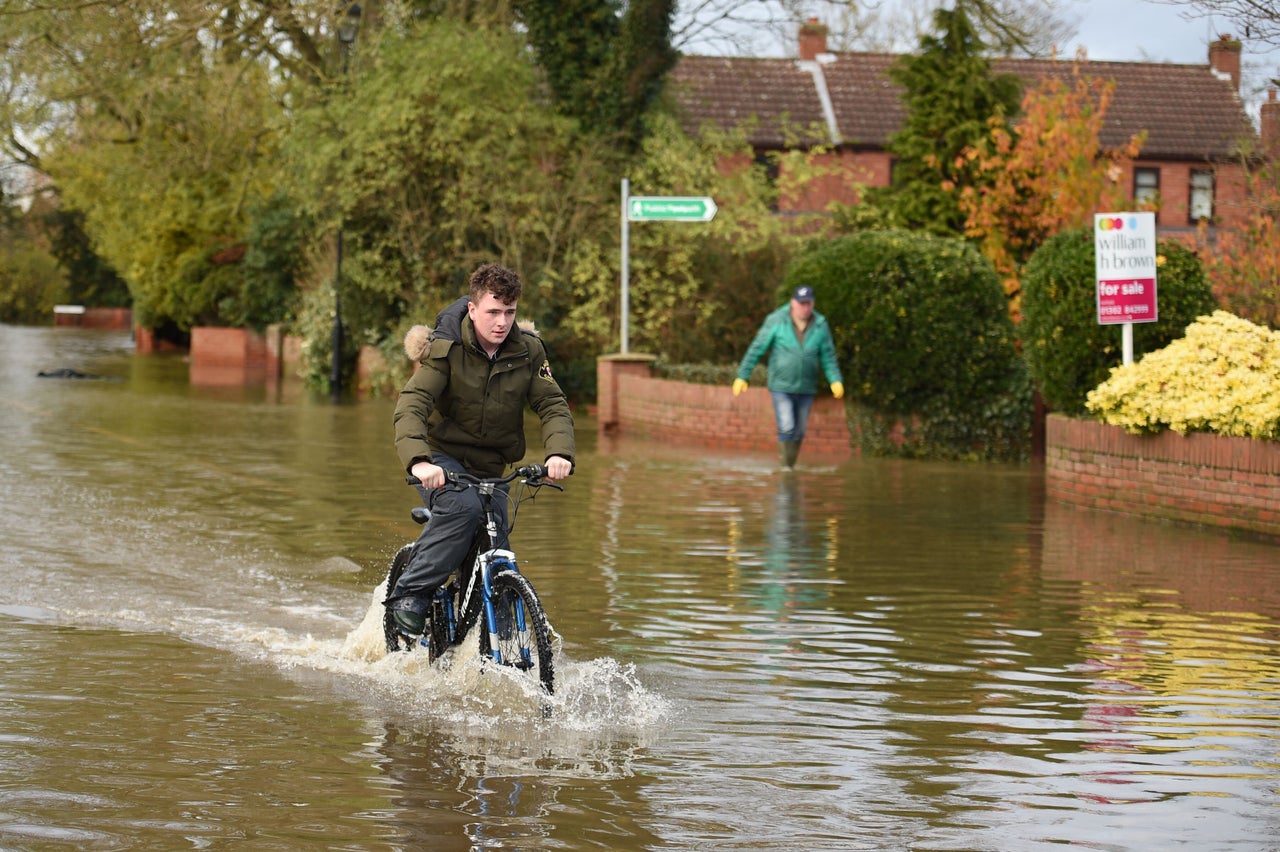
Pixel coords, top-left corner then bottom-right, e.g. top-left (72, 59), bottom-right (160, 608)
top-left (620, 177), bottom-right (630, 355)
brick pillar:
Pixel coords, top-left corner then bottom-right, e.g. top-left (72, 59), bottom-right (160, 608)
top-left (263, 324), bottom-right (284, 380)
top-left (596, 353), bottom-right (656, 433)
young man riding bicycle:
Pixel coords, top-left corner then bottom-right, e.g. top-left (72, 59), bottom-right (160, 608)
top-left (387, 263), bottom-right (575, 635)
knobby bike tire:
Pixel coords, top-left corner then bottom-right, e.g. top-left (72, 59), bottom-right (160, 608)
top-left (479, 570), bottom-right (555, 695)
top-left (383, 544), bottom-right (416, 654)
top-left (383, 545), bottom-right (451, 662)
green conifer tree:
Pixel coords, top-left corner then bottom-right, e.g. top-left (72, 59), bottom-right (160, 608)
top-left (866, 4), bottom-right (1022, 236)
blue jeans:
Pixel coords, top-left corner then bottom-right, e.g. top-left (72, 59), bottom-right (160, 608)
top-left (770, 391), bottom-right (815, 443)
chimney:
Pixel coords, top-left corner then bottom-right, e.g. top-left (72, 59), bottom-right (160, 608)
top-left (1208, 33), bottom-right (1242, 89)
top-left (799, 18), bottom-right (828, 61)
top-left (1262, 89), bottom-right (1280, 157)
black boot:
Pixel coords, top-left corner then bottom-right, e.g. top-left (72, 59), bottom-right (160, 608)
top-left (387, 598), bottom-right (427, 634)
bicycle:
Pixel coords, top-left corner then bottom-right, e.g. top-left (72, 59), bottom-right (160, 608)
top-left (382, 463), bottom-right (559, 696)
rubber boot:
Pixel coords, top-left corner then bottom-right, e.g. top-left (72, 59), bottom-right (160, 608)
top-left (780, 440), bottom-right (799, 470)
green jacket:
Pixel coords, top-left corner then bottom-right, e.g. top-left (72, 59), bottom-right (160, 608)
top-left (736, 304), bottom-right (843, 394)
top-left (394, 301), bottom-right (575, 478)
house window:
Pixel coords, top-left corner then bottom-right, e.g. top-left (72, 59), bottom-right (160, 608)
top-left (1189, 169), bottom-right (1214, 222)
top-left (1133, 167), bottom-right (1159, 207)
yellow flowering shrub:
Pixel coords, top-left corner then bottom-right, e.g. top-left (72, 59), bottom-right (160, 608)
top-left (1085, 311), bottom-right (1280, 439)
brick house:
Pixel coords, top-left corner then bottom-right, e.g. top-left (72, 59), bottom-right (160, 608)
top-left (670, 27), bottom-right (1276, 241)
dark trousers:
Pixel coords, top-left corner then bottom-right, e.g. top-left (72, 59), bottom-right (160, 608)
top-left (386, 453), bottom-right (509, 615)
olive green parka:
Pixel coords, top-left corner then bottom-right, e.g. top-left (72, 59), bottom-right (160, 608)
top-left (393, 299), bottom-right (575, 477)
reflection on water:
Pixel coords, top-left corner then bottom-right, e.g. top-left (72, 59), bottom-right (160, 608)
top-left (1, 325), bottom-right (1278, 850)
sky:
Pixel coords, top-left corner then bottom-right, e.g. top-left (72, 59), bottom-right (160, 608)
top-left (692, 1), bottom-right (1270, 78)
top-left (1068, 0), bottom-right (1235, 64)
top-left (1037, 0), bottom-right (1273, 115)
top-left (718, 0), bottom-right (1277, 115)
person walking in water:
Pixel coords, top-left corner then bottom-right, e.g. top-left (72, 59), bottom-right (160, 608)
top-left (733, 285), bottom-right (844, 469)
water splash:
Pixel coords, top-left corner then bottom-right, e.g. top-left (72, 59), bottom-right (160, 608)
top-left (263, 582), bottom-right (673, 736)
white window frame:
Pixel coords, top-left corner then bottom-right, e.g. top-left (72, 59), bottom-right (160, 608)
top-left (1134, 167), bottom-right (1159, 207)
top-left (1189, 169), bottom-right (1215, 223)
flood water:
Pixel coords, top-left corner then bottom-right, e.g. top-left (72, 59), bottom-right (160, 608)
top-left (2, 325), bottom-right (1278, 851)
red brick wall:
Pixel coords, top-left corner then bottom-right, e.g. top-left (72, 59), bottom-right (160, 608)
top-left (54, 307), bottom-right (133, 330)
top-left (725, 147), bottom-right (1250, 237)
top-left (597, 356), bottom-right (851, 459)
top-left (1045, 413), bottom-right (1280, 539)
top-left (779, 150), bottom-right (891, 211)
top-left (1120, 159), bottom-right (1249, 231)
top-left (189, 326), bottom-right (283, 385)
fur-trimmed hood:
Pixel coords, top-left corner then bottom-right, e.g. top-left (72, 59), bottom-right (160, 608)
top-left (404, 301), bottom-right (538, 365)
top-left (404, 325), bottom-right (434, 364)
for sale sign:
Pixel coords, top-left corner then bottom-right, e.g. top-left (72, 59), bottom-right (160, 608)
top-left (1095, 212), bottom-right (1158, 325)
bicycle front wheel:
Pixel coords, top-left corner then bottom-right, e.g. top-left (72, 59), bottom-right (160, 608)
top-left (481, 571), bottom-right (555, 695)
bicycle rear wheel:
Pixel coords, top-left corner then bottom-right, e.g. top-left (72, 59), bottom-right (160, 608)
top-left (383, 544), bottom-right (416, 654)
top-left (383, 546), bottom-right (452, 660)
top-left (480, 570), bottom-right (555, 695)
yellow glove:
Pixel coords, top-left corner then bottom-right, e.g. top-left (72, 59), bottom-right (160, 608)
top-left (830, 382), bottom-right (845, 400)
top-left (732, 378), bottom-right (748, 397)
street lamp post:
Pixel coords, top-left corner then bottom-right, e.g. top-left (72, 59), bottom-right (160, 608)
top-left (331, 2), bottom-right (361, 402)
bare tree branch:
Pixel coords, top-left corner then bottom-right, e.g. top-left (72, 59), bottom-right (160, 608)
top-left (673, 0), bottom-right (1076, 58)
top-left (1149, 0), bottom-right (1280, 48)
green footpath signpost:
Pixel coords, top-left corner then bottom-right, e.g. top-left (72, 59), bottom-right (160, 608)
top-left (620, 179), bottom-right (718, 353)
top-left (628, 196), bottom-right (718, 222)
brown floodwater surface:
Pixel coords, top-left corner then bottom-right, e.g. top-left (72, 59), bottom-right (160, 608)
top-left (1, 325), bottom-right (1277, 850)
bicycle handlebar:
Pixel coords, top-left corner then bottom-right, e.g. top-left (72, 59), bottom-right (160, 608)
top-left (406, 463), bottom-right (563, 491)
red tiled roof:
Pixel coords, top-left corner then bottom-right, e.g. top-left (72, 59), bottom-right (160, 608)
top-left (670, 52), bottom-right (1256, 161)
top-left (670, 56), bottom-right (830, 148)
top-left (821, 53), bottom-right (903, 150)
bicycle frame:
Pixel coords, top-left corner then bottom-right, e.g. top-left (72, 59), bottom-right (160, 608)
top-left (388, 464), bottom-right (558, 688)
top-left (438, 548), bottom-right (527, 665)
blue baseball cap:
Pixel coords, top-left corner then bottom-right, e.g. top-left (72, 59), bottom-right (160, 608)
top-left (792, 286), bottom-right (815, 302)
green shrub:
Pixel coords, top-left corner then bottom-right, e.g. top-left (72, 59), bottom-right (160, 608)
top-left (786, 229), bottom-right (1031, 461)
top-left (0, 245), bottom-right (68, 325)
top-left (1020, 228), bottom-right (1217, 415)
top-left (652, 360), bottom-right (764, 386)
top-left (1086, 310), bottom-right (1280, 439)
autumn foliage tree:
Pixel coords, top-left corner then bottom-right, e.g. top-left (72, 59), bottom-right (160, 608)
top-left (959, 63), bottom-right (1145, 312)
top-left (1198, 155), bottom-right (1280, 328)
